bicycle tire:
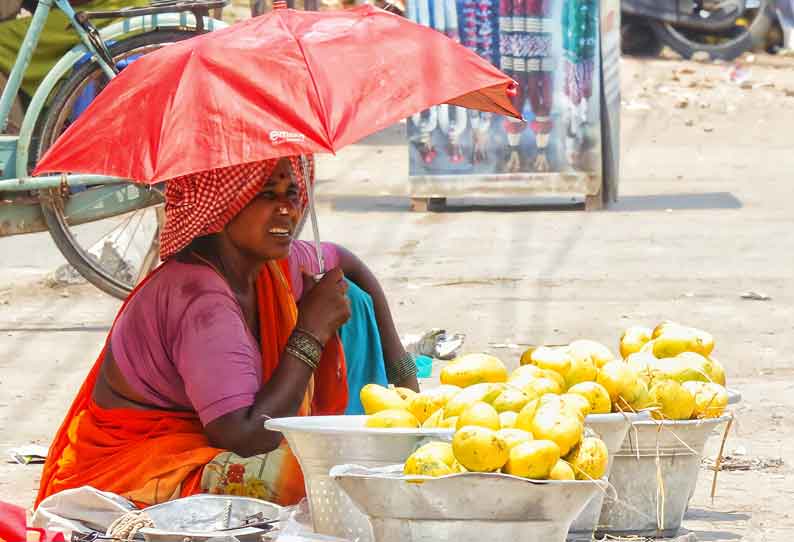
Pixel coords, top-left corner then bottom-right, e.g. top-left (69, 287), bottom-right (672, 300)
top-left (38, 29), bottom-right (200, 299)
top-left (649, 0), bottom-right (772, 60)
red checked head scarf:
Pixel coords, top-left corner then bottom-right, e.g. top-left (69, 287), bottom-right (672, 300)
top-left (159, 155), bottom-right (315, 260)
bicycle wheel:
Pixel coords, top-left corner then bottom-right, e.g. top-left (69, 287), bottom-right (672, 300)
top-left (37, 30), bottom-right (201, 299)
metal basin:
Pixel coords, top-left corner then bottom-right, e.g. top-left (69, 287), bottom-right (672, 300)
top-left (265, 415), bottom-right (453, 542)
top-left (140, 495), bottom-right (282, 542)
top-left (567, 412), bottom-right (646, 540)
top-left (596, 415), bottom-right (732, 538)
top-left (331, 465), bottom-right (605, 542)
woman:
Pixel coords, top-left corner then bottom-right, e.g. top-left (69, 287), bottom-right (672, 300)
top-left (36, 155), bottom-right (417, 507)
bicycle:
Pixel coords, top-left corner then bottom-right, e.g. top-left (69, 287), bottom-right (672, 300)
top-left (0, 0), bottom-right (227, 298)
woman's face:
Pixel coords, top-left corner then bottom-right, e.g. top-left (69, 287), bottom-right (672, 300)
top-left (224, 159), bottom-right (301, 261)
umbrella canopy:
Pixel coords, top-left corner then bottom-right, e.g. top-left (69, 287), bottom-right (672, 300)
top-left (34, 5), bottom-right (520, 183)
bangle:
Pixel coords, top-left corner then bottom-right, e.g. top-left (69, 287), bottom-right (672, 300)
top-left (294, 327), bottom-right (324, 349)
top-left (287, 329), bottom-right (323, 370)
top-left (286, 345), bottom-right (318, 370)
top-left (386, 352), bottom-right (418, 384)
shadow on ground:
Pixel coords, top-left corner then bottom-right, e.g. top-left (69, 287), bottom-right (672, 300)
top-left (685, 508), bottom-right (751, 523)
top-left (609, 192), bottom-right (742, 212)
top-left (325, 192), bottom-right (741, 214)
top-left (686, 530), bottom-right (744, 541)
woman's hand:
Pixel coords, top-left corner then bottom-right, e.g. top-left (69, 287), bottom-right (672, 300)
top-left (296, 267), bottom-right (351, 344)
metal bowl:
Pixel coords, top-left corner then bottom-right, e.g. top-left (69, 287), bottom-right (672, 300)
top-left (727, 388), bottom-right (742, 405)
top-left (140, 495), bottom-right (282, 542)
top-left (331, 465), bottom-right (606, 542)
top-left (597, 414), bottom-right (732, 538)
top-left (265, 415), bottom-right (454, 542)
top-left (568, 411), bottom-right (648, 540)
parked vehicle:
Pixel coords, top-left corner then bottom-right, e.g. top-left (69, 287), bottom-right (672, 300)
top-left (621, 0), bottom-right (773, 60)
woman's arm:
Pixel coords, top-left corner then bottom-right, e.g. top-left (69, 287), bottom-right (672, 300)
top-left (203, 268), bottom-right (351, 457)
top-left (204, 350), bottom-right (315, 457)
top-left (334, 245), bottom-right (420, 392)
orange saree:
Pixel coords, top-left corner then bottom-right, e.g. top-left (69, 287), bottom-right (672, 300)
top-left (36, 260), bottom-right (347, 508)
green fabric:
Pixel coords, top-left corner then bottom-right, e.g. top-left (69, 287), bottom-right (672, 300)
top-left (562, 0), bottom-right (597, 63)
top-left (0, 0), bottom-right (148, 98)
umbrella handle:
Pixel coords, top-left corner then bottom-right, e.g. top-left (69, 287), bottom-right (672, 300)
top-left (301, 155), bottom-right (325, 275)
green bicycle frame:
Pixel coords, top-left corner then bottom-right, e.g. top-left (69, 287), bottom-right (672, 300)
top-left (0, 9), bottom-right (225, 189)
top-left (0, 0), bottom-right (116, 134)
top-left (0, 8), bottom-right (225, 235)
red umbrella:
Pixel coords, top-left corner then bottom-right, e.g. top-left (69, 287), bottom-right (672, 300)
top-left (33, 5), bottom-right (520, 183)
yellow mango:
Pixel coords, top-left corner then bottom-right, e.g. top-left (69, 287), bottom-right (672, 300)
top-left (529, 346), bottom-right (573, 376)
top-left (452, 426), bottom-right (509, 472)
top-left (652, 327), bottom-right (706, 359)
top-left (651, 320), bottom-right (680, 339)
top-left (625, 352), bottom-right (656, 384)
top-left (683, 381), bottom-right (728, 419)
top-left (519, 346), bottom-right (537, 366)
top-left (403, 442), bottom-right (456, 477)
top-left (408, 392), bottom-right (443, 424)
top-left (624, 378), bottom-right (653, 411)
top-left (540, 369), bottom-right (567, 392)
top-left (707, 356), bottom-right (727, 386)
top-left (529, 397), bottom-right (584, 456)
top-left (440, 416), bottom-right (459, 429)
top-left (393, 386), bottom-right (418, 402)
top-left (365, 409), bottom-right (419, 428)
top-left (421, 408), bottom-right (445, 428)
top-left (457, 401), bottom-right (501, 431)
top-left (649, 379), bottom-right (695, 420)
top-left (403, 455), bottom-right (452, 477)
top-left (514, 398), bottom-right (541, 433)
top-left (491, 386), bottom-right (531, 413)
top-left (559, 393), bottom-right (592, 419)
top-left (619, 326), bottom-right (653, 359)
top-left (521, 377), bottom-right (563, 398)
top-left (509, 364), bottom-right (544, 386)
top-left (440, 353), bottom-right (508, 387)
top-left (568, 340), bottom-right (615, 369)
top-left (444, 383), bottom-right (505, 418)
top-left (566, 437), bottom-right (609, 480)
top-left (499, 411), bottom-right (518, 429)
top-left (563, 346), bottom-right (598, 389)
top-left (496, 428), bottom-right (534, 449)
top-left (549, 459), bottom-right (576, 480)
top-left (503, 440), bottom-right (560, 479)
top-left (360, 384), bottom-right (408, 415)
top-left (567, 381), bottom-right (612, 414)
top-left (651, 352), bottom-right (713, 384)
top-left (596, 360), bottom-right (636, 404)
top-left (413, 441), bottom-right (455, 466)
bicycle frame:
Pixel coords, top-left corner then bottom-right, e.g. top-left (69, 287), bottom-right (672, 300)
top-left (0, 8), bottom-right (226, 236)
top-left (0, 0), bottom-right (116, 134)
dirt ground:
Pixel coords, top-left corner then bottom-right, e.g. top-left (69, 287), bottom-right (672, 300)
top-left (1, 54), bottom-right (793, 540)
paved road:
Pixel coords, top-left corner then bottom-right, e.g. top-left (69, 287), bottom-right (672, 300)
top-left (1, 56), bottom-right (793, 539)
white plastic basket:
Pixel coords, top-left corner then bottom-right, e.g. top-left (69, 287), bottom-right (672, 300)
top-left (265, 415), bottom-right (453, 542)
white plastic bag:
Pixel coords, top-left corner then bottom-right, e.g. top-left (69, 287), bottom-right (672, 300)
top-left (268, 500), bottom-right (356, 542)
